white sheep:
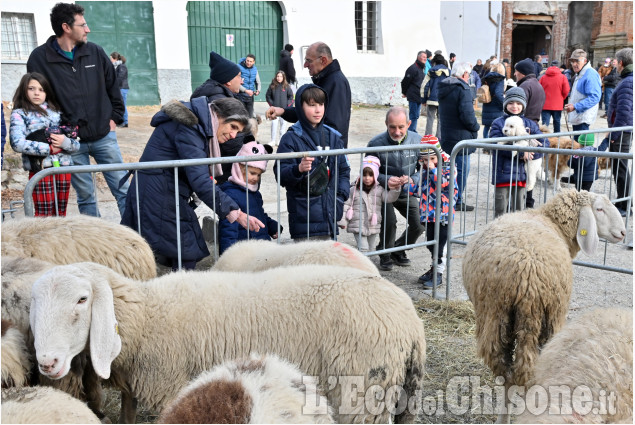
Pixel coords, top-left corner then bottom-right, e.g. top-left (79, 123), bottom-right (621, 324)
top-left (29, 262), bottom-right (427, 424)
top-left (1, 319), bottom-right (32, 388)
top-left (1, 256), bottom-right (107, 420)
top-left (213, 239), bottom-right (380, 276)
top-left (501, 115), bottom-right (543, 192)
top-left (516, 308), bottom-right (632, 424)
top-left (1, 386), bottom-right (101, 424)
top-left (158, 353), bottom-right (334, 424)
top-left (462, 189), bottom-right (626, 423)
top-left (2, 215), bottom-right (157, 280)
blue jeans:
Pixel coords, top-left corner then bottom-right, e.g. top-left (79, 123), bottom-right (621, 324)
top-left (604, 87), bottom-right (614, 112)
top-left (572, 123), bottom-right (590, 141)
top-left (70, 131), bottom-right (129, 217)
top-left (120, 88), bottom-right (129, 124)
top-left (408, 101), bottom-right (421, 132)
top-left (482, 125), bottom-right (490, 139)
top-left (455, 153), bottom-right (471, 204)
top-left (541, 110), bottom-right (562, 132)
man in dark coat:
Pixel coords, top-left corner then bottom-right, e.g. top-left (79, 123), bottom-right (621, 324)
top-left (121, 97), bottom-right (263, 270)
top-left (607, 47), bottom-right (633, 216)
top-left (438, 62), bottom-right (480, 211)
top-left (514, 58), bottom-right (546, 124)
top-left (279, 44), bottom-right (296, 85)
top-left (266, 42), bottom-right (352, 147)
top-left (191, 51), bottom-right (243, 101)
top-left (401, 51), bottom-right (427, 132)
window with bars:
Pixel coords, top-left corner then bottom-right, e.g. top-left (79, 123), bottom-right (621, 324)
top-left (1, 13), bottom-right (38, 61)
top-left (355, 1), bottom-right (379, 52)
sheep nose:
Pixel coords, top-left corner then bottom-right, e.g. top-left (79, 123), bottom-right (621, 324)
top-left (38, 357), bottom-right (58, 372)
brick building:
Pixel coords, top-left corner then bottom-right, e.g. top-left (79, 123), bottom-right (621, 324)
top-left (500, 1), bottom-right (633, 71)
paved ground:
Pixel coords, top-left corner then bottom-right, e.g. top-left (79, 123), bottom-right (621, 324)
top-left (2, 102), bottom-right (632, 318)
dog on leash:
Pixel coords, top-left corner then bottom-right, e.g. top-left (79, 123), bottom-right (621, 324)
top-left (539, 125), bottom-right (581, 190)
top-left (501, 116), bottom-right (543, 192)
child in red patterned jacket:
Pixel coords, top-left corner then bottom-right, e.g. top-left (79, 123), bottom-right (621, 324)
top-left (409, 136), bottom-right (458, 289)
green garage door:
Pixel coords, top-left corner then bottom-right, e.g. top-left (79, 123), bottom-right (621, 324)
top-left (187, 1), bottom-right (283, 102)
top-left (78, 1), bottom-right (160, 106)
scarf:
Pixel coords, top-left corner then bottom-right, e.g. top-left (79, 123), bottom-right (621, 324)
top-left (621, 64), bottom-right (633, 77)
top-left (207, 106), bottom-right (223, 178)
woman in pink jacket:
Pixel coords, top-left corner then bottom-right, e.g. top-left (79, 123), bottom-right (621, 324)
top-left (540, 60), bottom-right (570, 132)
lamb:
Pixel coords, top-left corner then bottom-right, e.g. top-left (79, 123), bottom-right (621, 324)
top-left (2, 215), bottom-right (157, 280)
top-left (539, 125), bottom-right (581, 190)
top-left (158, 353), bottom-right (334, 424)
top-left (213, 239), bottom-right (380, 276)
top-left (516, 308), bottom-right (633, 424)
top-left (1, 386), bottom-right (101, 424)
top-left (462, 189), bottom-right (626, 423)
top-left (501, 115), bottom-right (543, 192)
top-left (29, 263), bottom-right (427, 424)
top-left (1, 319), bottom-right (32, 388)
top-left (1, 256), bottom-right (107, 420)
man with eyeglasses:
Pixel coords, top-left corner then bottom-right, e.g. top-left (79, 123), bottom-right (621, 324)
top-left (27, 2), bottom-right (128, 218)
top-left (266, 42), bottom-right (351, 147)
top-left (564, 49), bottom-right (602, 141)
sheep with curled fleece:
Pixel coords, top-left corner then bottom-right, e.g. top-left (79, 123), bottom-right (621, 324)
top-left (516, 308), bottom-right (632, 424)
top-left (158, 353), bottom-right (334, 424)
top-left (1, 256), bottom-right (108, 420)
top-left (213, 239), bottom-right (380, 276)
top-left (2, 215), bottom-right (157, 280)
top-left (1, 386), bottom-right (101, 424)
top-left (462, 189), bottom-right (626, 423)
top-left (1, 319), bottom-right (31, 388)
top-left (29, 263), bottom-right (427, 424)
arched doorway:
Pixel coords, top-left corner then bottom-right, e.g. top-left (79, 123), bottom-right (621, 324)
top-left (187, 1), bottom-right (283, 102)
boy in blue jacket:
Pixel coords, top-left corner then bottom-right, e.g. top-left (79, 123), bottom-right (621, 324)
top-left (488, 87), bottom-right (547, 218)
top-left (274, 84), bottom-right (350, 240)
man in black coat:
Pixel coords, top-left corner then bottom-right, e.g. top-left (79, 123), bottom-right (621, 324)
top-left (514, 58), bottom-right (546, 124)
top-left (266, 42), bottom-right (352, 147)
top-left (438, 62), bottom-right (480, 211)
top-left (191, 51), bottom-right (243, 102)
top-left (27, 2), bottom-right (127, 218)
top-left (401, 51), bottom-right (427, 132)
top-left (278, 44), bottom-right (296, 85)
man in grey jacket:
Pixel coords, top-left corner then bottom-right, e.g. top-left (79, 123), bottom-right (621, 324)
top-left (367, 107), bottom-right (424, 271)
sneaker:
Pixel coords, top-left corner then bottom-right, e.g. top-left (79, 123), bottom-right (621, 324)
top-left (379, 255), bottom-right (393, 271)
top-left (418, 268), bottom-right (443, 289)
top-left (390, 251), bottom-right (411, 266)
top-left (458, 202), bottom-right (474, 211)
top-left (418, 268), bottom-right (434, 283)
top-left (117, 123), bottom-right (128, 128)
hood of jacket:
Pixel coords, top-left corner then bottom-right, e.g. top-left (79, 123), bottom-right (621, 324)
top-left (429, 64), bottom-right (450, 78)
top-left (151, 97), bottom-right (213, 137)
top-left (438, 76), bottom-right (469, 98)
top-left (544, 66), bottom-right (562, 77)
top-left (483, 71), bottom-right (505, 83)
top-left (280, 49), bottom-right (291, 60)
top-left (291, 84), bottom-right (330, 147)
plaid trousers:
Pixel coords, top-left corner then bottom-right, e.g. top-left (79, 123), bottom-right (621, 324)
top-left (28, 172), bottom-right (72, 216)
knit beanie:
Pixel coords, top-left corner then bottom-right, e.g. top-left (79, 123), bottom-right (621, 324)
top-left (362, 155), bottom-right (380, 184)
top-left (514, 58), bottom-right (534, 76)
top-left (419, 135), bottom-right (449, 163)
top-left (209, 51), bottom-right (241, 84)
top-left (578, 133), bottom-right (595, 147)
top-left (503, 87), bottom-right (527, 114)
top-left (228, 142), bottom-right (270, 191)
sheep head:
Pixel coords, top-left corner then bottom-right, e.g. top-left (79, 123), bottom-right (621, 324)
top-left (576, 191), bottom-right (626, 255)
top-left (30, 263), bottom-right (121, 381)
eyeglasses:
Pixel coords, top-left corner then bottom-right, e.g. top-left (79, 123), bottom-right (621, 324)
top-left (304, 56), bottom-right (323, 64)
top-left (72, 23), bottom-right (89, 29)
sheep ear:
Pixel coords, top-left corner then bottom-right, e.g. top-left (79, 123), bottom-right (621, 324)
top-left (90, 274), bottom-right (122, 379)
top-left (577, 205), bottom-right (598, 255)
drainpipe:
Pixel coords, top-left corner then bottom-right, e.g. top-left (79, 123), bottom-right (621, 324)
top-left (489, 1), bottom-right (500, 57)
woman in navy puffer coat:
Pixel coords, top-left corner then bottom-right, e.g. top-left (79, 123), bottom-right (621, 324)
top-left (481, 63), bottom-right (506, 138)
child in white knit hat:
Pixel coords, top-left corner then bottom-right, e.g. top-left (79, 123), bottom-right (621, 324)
top-left (338, 155), bottom-right (400, 252)
top-left (218, 141), bottom-right (281, 254)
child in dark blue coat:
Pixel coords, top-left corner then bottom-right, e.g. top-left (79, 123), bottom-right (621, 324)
top-left (219, 141), bottom-right (280, 254)
top-left (566, 133), bottom-right (610, 192)
top-left (274, 84), bottom-right (350, 240)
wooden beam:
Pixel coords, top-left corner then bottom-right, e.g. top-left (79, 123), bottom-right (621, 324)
top-left (513, 13), bottom-right (554, 22)
top-left (513, 20), bottom-right (554, 26)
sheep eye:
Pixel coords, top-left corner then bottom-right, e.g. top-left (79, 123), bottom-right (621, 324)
top-left (597, 208), bottom-right (603, 212)
top-left (78, 296), bottom-right (88, 304)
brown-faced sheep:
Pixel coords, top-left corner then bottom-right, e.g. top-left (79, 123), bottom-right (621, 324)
top-left (29, 263), bottom-right (426, 424)
top-left (213, 239), bottom-right (380, 275)
top-left (1, 215), bottom-right (157, 280)
top-left (516, 308), bottom-right (632, 424)
top-left (1, 386), bottom-right (101, 423)
top-left (158, 354), bottom-right (334, 424)
top-left (462, 189), bottom-right (626, 423)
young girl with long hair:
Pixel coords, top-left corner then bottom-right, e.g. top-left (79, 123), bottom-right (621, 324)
top-left (10, 72), bottom-right (79, 216)
top-left (265, 70), bottom-right (294, 146)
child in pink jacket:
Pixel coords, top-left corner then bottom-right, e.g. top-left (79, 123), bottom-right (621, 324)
top-left (338, 155), bottom-right (400, 252)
